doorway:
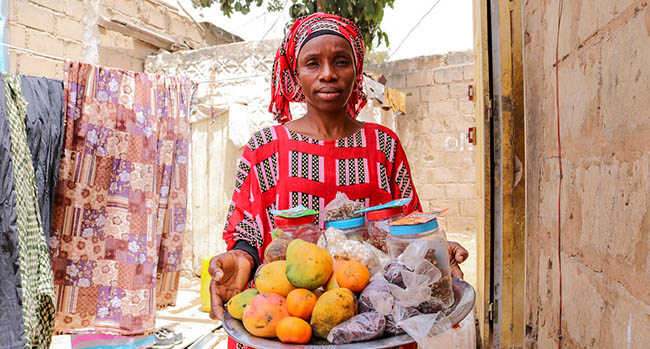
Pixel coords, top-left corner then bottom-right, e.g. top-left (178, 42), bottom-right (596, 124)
top-left (472, 0), bottom-right (526, 347)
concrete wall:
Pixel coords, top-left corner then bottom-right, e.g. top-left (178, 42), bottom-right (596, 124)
top-left (524, 0), bottom-right (650, 347)
top-left (366, 51), bottom-right (477, 287)
top-left (7, 0), bottom-right (237, 79)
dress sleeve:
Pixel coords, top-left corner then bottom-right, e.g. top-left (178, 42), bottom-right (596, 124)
top-left (390, 137), bottom-right (422, 214)
top-left (222, 145), bottom-right (266, 263)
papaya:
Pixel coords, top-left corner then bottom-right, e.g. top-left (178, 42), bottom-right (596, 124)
top-left (242, 293), bottom-right (290, 338)
top-left (226, 288), bottom-right (259, 320)
top-left (310, 288), bottom-right (357, 338)
top-left (255, 260), bottom-right (295, 297)
top-left (285, 239), bottom-right (333, 289)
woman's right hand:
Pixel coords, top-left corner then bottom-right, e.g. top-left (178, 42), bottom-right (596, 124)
top-left (208, 250), bottom-right (254, 321)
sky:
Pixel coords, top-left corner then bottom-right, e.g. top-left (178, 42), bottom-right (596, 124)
top-left (176, 0), bottom-right (473, 61)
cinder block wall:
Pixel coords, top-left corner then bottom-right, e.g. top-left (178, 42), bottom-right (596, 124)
top-left (524, 0), bottom-right (650, 347)
top-left (366, 51), bottom-right (477, 285)
top-left (8, 0), bottom-right (218, 79)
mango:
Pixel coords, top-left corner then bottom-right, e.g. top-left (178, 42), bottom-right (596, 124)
top-left (242, 293), bottom-right (290, 338)
top-left (325, 274), bottom-right (339, 290)
top-left (226, 288), bottom-right (259, 320)
top-left (325, 261), bottom-right (344, 290)
top-left (255, 260), bottom-right (296, 297)
top-left (285, 239), bottom-right (333, 289)
top-left (310, 288), bottom-right (357, 338)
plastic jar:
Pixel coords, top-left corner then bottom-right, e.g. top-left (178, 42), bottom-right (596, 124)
top-left (325, 217), bottom-right (367, 242)
top-left (274, 215), bottom-right (321, 243)
top-left (386, 217), bottom-right (454, 308)
top-left (366, 206), bottom-right (405, 253)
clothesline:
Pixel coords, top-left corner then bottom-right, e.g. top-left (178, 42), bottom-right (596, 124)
top-left (194, 74), bottom-right (268, 84)
top-left (0, 42), bottom-right (68, 62)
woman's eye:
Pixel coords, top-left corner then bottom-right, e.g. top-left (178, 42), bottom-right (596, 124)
top-left (337, 60), bottom-right (350, 66)
top-left (306, 61), bottom-right (318, 67)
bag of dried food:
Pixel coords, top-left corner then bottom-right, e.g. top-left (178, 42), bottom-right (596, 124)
top-left (397, 312), bottom-right (453, 348)
top-left (358, 276), bottom-right (393, 314)
top-left (317, 227), bottom-right (385, 274)
top-left (323, 192), bottom-right (365, 222)
top-left (263, 229), bottom-right (293, 262)
top-left (327, 311), bottom-right (386, 344)
top-left (387, 212), bottom-right (455, 307)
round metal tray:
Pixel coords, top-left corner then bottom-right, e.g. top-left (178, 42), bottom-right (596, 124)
top-left (223, 278), bottom-right (475, 348)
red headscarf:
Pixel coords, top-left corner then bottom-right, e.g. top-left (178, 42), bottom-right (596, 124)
top-left (269, 12), bottom-right (367, 123)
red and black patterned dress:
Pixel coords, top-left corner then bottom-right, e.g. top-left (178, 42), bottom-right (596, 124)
top-left (223, 122), bottom-right (421, 261)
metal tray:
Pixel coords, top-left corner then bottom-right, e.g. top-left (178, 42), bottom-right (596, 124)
top-left (223, 278), bottom-right (475, 348)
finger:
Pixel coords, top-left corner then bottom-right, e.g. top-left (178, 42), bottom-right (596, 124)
top-left (209, 279), bottom-right (225, 320)
top-left (208, 256), bottom-right (224, 280)
top-left (212, 267), bottom-right (225, 283)
top-left (451, 265), bottom-right (464, 279)
top-left (455, 247), bottom-right (469, 263)
top-left (450, 241), bottom-right (469, 263)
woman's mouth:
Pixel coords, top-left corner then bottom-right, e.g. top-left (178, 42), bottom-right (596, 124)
top-left (315, 88), bottom-right (342, 101)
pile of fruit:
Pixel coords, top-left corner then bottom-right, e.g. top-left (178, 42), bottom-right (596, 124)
top-left (226, 239), bottom-right (371, 344)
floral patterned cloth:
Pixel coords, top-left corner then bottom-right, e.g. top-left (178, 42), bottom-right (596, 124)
top-left (50, 62), bottom-right (191, 335)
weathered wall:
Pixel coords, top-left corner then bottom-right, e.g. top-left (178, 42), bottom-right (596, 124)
top-left (524, 0), bottom-right (650, 347)
top-left (366, 51), bottom-right (477, 287)
top-left (7, 0), bottom-right (237, 79)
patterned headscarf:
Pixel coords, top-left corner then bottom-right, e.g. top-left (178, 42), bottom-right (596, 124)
top-left (269, 12), bottom-right (367, 123)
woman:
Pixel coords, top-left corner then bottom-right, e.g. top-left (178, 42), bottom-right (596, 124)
top-left (209, 12), bottom-right (469, 346)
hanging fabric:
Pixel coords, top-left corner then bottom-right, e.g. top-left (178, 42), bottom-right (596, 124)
top-left (50, 62), bottom-right (191, 335)
top-left (20, 76), bottom-right (65, 245)
top-left (0, 77), bottom-right (26, 349)
top-left (3, 73), bottom-right (57, 348)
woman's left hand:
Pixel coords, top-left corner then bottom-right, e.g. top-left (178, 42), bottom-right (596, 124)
top-left (448, 241), bottom-right (469, 279)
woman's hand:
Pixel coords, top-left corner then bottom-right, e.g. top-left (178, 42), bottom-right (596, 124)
top-left (448, 241), bottom-right (469, 279)
top-left (208, 250), bottom-right (254, 320)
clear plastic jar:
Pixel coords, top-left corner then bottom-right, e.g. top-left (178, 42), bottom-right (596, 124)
top-left (325, 217), bottom-right (367, 242)
top-left (366, 206), bottom-right (405, 253)
top-left (386, 217), bottom-right (454, 308)
top-left (274, 215), bottom-right (321, 243)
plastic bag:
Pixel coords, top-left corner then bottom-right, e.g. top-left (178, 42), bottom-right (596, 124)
top-left (364, 241), bottom-right (391, 270)
top-left (263, 229), bottom-right (292, 262)
top-left (397, 312), bottom-right (453, 348)
top-left (358, 276), bottom-right (393, 314)
top-left (417, 298), bottom-right (444, 314)
top-left (399, 240), bottom-right (454, 307)
top-left (327, 312), bottom-right (386, 344)
top-left (383, 260), bottom-right (408, 288)
top-left (317, 227), bottom-right (381, 274)
top-left (385, 240), bottom-right (450, 308)
top-left (385, 305), bottom-right (421, 335)
top-left (324, 192), bottom-right (365, 222)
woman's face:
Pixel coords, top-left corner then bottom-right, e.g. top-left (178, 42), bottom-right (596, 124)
top-left (296, 34), bottom-right (356, 115)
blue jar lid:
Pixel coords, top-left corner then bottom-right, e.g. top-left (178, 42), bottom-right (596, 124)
top-left (389, 218), bottom-right (439, 235)
top-left (325, 217), bottom-right (365, 229)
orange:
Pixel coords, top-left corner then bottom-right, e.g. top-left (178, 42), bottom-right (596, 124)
top-left (334, 260), bottom-right (370, 292)
top-left (286, 288), bottom-right (318, 320)
top-left (333, 260), bottom-right (345, 273)
top-left (276, 316), bottom-right (312, 344)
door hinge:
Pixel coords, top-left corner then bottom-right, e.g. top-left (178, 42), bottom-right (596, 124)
top-left (486, 98), bottom-right (493, 120)
top-left (488, 302), bottom-right (496, 322)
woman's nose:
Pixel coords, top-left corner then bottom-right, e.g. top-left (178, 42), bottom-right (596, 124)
top-left (319, 62), bottom-right (337, 81)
